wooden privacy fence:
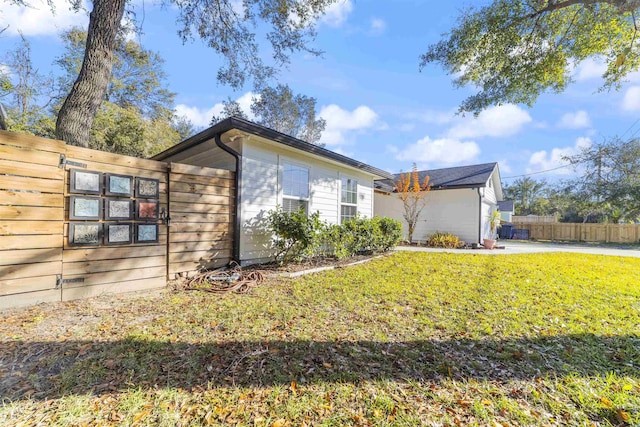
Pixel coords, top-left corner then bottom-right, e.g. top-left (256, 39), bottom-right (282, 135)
top-left (511, 215), bottom-right (558, 223)
top-left (0, 131), bottom-right (234, 310)
top-left (512, 222), bottom-right (640, 244)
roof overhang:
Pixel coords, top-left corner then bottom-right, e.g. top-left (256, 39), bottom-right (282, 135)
top-left (152, 116), bottom-right (393, 180)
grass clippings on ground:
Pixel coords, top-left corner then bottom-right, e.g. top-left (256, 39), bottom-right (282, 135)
top-left (1, 252), bottom-right (639, 426)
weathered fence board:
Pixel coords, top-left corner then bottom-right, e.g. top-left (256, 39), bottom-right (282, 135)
top-left (168, 163), bottom-right (234, 277)
top-left (0, 131), bottom-right (64, 309)
top-left (0, 206), bottom-right (65, 221)
top-left (513, 222), bottom-right (640, 244)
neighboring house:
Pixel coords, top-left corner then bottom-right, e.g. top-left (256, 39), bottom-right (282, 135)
top-left (374, 162), bottom-right (504, 244)
top-left (153, 117), bottom-right (393, 265)
top-left (497, 200), bottom-right (515, 223)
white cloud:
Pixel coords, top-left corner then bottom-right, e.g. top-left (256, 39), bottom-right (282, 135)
top-left (447, 104), bottom-right (532, 139)
top-left (498, 159), bottom-right (512, 174)
top-left (622, 86), bottom-right (640, 111)
top-left (528, 137), bottom-right (592, 175)
top-left (320, 0), bottom-right (353, 27)
top-left (319, 104), bottom-right (379, 146)
top-left (395, 136), bottom-right (480, 165)
top-left (408, 109), bottom-right (456, 125)
top-left (369, 18), bottom-right (386, 35)
top-left (0, 0), bottom-right (88, 36)
top-left (574, 57), bottom-right (607, 81)
top-left (557, 110), bottom-right (591, 129)
top-left (0, 64), bottom-right (11, 77)
top-left (175, 92), bottom-right (256, 128)
top-left (174, 105), bottom-right (221, 128)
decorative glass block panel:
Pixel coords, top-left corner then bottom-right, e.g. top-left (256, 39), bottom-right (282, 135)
top-left (70, 169), bottom-right (102, 195)
top-left (69, 196), bottom-right (102, 220)
top-left (106, 198), bottom-right (133, 220)
top-left (69, 223), bottom-right (102, 246)
top-left (136, 177), bottom-right (160, 198)
top-left (105, 223), bottom-right (132, 245)
top-left (136, 199), bottom-right (159, 220)
top-left (136, 224), bottom-right (158, 243)
top-left (106, 174), bottom-right (133, 196)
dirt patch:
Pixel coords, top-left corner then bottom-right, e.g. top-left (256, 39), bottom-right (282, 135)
top-left (243, 253), bottom-right (383, 273)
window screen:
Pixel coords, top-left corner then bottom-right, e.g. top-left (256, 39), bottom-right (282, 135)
top-left (283, 164), bottom-right (309, 199)
top-left (282, 163), bottom-right (309, 214)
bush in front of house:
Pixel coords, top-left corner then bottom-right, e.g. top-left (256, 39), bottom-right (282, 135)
top-left (426, 232), bottom-right (465, 249)
top-left (267, 207), bottom-right (402, 262)
top-left (322, 215), bottom-right (402, 259)
top-left (372, 216), bottom-right (403, 252)
top-left (266, 207), bottom-right (323, 262)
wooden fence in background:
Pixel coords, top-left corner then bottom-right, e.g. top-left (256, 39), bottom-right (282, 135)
top-left (512, 222), bottom-right (640, 244)
top-left (511, 215), bottom-right (558, 223)
top-left (0, 131), bottom-right (234, 310)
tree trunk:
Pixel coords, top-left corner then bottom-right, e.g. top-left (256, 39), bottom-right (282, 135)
top-left (55, 0), bottom-right (126, 147)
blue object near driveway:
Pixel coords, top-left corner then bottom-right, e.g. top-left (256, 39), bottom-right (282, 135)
top-left (499, 224), bottom-right (514, 239)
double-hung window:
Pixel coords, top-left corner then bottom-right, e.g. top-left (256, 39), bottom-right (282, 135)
top-left (340, 177), bottom-right (358, 223)
top-left (282, 163), bottom-right (309, 213)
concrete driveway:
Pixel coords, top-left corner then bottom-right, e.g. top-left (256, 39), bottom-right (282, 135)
top-left (397, 241), bottom-right (640, 258)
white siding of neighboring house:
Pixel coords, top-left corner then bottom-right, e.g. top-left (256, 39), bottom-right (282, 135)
top-left (239, 139), bottom-right (376, 264)
top-left (481, 175), bottom-right (500, 240)
top-left (374, 188), bottom-right (481, 244)
top-left (481, 200), bottom-right (494, 240)
top-left (500, 211), bottom-right (513, 223)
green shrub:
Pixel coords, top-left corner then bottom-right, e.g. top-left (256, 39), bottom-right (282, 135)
top-left (426, 232), bottom-right (464, 249)
top-left (319, 216), bottom-right (402, 260)
top-left (372, 216), bottom-right (403, 251)
top-left (266, 206), bottom-right (323, 263)
top-left (267, 209), bottom-right (402, 262)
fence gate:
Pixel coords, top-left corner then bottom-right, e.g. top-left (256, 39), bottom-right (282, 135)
top-left (167, 163), bottom-right (234, 279)
top-left (0, 132), bottom-right (66, 308)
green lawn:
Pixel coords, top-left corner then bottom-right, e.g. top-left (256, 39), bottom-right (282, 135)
top-left (1, 252), bottom-right (639, 426)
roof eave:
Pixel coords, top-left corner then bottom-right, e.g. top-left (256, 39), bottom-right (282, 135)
top-left (152, 117), bottom-right (393, 179)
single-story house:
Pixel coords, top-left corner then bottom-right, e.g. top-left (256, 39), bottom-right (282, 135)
top-left (497, 200), bottom-right (515, 223)
top-left (153, 116), bottom-right (393, 265)
top-left (373, 162), bottom-right (504, 244)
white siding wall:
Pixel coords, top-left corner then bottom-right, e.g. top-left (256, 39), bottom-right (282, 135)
top-left (310, 165), bottom-right (339, 223)
top-left (481, 201), bottom-right (494, 240)
top-left (239, 140), bottom-right (376, 264)
top-left (374, 188), bottom-right (480, 243)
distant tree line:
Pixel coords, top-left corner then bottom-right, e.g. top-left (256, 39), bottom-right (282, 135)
top-left (504, 137), bottom-right (640, 223)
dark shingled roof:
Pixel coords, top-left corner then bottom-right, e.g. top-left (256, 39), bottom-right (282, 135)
top-left (498, 200), bottom-right (514, 212)
top-left (152, 116), bottom-right (393, 179)
top-left (375, 162), bottom-right (498, 193)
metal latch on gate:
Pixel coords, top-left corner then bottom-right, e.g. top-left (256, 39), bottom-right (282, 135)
top-left (58, 154), bottom-right (87, 169)
top-left (55, 275), bottom-right (85, 288)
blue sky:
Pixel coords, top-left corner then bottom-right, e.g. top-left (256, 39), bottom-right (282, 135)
top-left (2, 0), bottom-right (640, 183)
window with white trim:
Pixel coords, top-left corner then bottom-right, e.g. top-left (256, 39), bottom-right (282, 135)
top-left (282, 163), bottom-right (309, 213)
top-left (340, 177), bottom-right (358, 223)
